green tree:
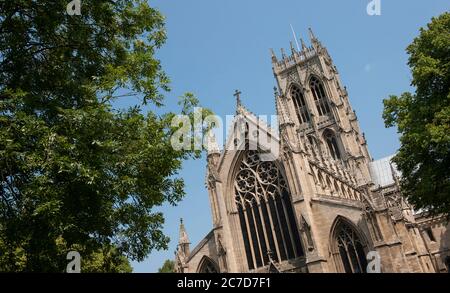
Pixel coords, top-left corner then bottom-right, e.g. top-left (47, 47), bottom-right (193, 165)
top-left (157, 259), bottom-right (174, 273)
top-left (81, 245), bottom-right (132, 273)
top-left (383, 12), bottom-right (450, 217)
top-left (0, 1), bottom-right (210, 271)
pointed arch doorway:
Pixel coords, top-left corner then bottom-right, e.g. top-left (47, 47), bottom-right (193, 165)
top-left (197, 256), bottom-right (219, 273)
top-left (330, 217), bottom-right (369, 273)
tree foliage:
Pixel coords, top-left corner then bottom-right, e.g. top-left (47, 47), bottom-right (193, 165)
top-left (81, 245), bottom-right (132, 273)
top-left (157, 259), bottom-right (174, 273)
top-left (383, 12), bottom-right (450, 217)
top-left (0, 1), bottom-right (210, 271)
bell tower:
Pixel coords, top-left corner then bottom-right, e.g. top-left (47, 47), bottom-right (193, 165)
top-left (272, 28), bottom-right (372, 186)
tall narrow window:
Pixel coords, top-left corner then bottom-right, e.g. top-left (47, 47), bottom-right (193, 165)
top-left (235, 151), bottom-right (304, 270)
top-left (333, 219), bottom-right (368, 273)
top-left (290, 86), bottom-right (310, 124)
top-left (310, 76), bottom-right (331, 116)
top-left (323, 129), bottom-right (341, 160)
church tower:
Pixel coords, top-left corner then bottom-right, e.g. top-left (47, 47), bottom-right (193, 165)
top-left (272, 28), bottom-right (372, 187)
top-left (266, 28), bottom-right (430, 273)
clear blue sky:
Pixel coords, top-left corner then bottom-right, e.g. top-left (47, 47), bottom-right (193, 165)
top-left (125, 0), bottom-right (450, 272)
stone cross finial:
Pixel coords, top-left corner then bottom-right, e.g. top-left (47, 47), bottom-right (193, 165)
top-left (233, 89), bottom-right (242, 108)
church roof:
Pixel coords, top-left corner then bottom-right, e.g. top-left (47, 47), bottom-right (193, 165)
top-left (215, 103), bottom-right (280, 169)
top-left (185, 229), bottom-right (215, 263)
top-left (369, 155), bottom-right (400, 188)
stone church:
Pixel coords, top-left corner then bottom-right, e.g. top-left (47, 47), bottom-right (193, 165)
top-left (174, 29), bottom-right (450, 273)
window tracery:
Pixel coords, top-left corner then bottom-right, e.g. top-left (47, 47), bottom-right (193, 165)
top-left (235, 150), bottom-right (304, 270)
top-left (323, 129), bottom-right (342, 160)
top-left (310, 76), bottom-right (331, 116)
top-left (333, 220), bottom-right (368, 273)
top-left (290, 85), bottom-right (310, 124)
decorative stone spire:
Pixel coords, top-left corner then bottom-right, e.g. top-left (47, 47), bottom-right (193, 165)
top-left (270, 48), bottom-right (278, 63)
top-left (290, 41), bottom-right (296, 55)
top-left (179, 218), bottom-right (189, 244)
top-left (281, 48), bottom-right (287, 59)
top-left (206, 131), bottom-right (220, 156)
top-left (308, 27), bottom-right (321, 50)
top-left (308, 27), bottom-right (316, 40)
top-left (274, 87), bottom-right (293, 128)
top-left (178, 218), bottom-right (190, 256)
top-left (233, 89), bottom-right (243, 113)
top-left (300, 38), bottom-right (308, 51)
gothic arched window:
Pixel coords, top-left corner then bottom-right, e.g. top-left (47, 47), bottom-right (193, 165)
top-left (332, 219), bottom-right (368, 273)
top-left (290, 85), bottom-right (310, 124)
top-left (310, 76), bottom-right (331, 116)
top-left (323, 129), bottom-right (341, 160)
top-left (197, 257), bottom-right (219, 273)
top-left (235, 151), bottom-right (304, 270)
